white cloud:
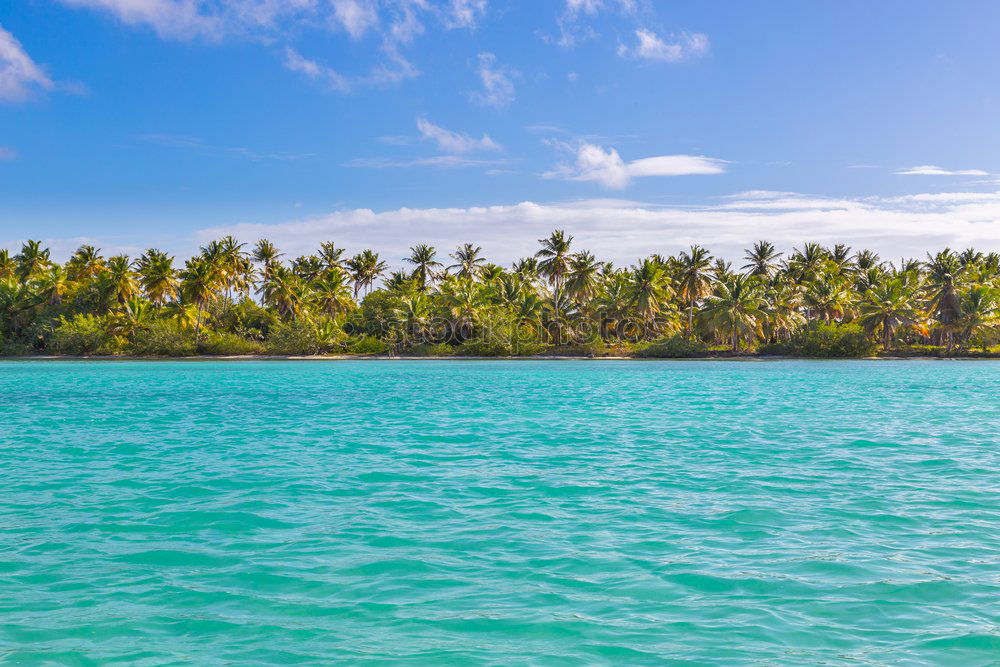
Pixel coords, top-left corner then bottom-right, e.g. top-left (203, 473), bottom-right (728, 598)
top-left (563, 0), bottom-right (633, 18)
top-left (619, 29), bottom-right (708, 63)
top-left (470, 52), bottom-right (515, 109)
top-left (185, 189), bottom-right (1000, 268)
top-left (0, 25), bottom-right (54, 103)
top-left (345, 154), bottom-right (509, 169)
top-left (895, 165), bottom-right (989, 176)
top-left (0, 146), bottom-right (17, 160)
top-left (444, 0), bottom-right (487, 29)
top-left (283, 47), bottom-right (351, 92)
top-left (416, 117), bottom-right (500, 153)
top-left (330, 0), bottom-right (379, 39)
top-left (545, 142), bottom-right (726, 188)
top-left (57, 0), bottom-right (220, 40)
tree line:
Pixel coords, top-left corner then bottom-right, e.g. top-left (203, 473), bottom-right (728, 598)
top-left (1, 231), bottom-right (998, 357)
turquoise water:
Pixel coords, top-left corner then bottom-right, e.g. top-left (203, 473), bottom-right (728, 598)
top-left (2, 360), bottom-right (1000, 665)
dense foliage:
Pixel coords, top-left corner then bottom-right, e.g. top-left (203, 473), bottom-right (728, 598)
top-left (2, 234), bottom-right (999, 357)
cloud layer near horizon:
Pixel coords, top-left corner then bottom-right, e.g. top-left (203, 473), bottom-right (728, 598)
top-left (165, 189), bottom-right (1000, 267)
top-left (13, 189), bottom-right (1000, 266)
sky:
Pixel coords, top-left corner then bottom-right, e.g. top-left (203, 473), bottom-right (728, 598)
top-left (3, 0), bottom-right (1000, 266)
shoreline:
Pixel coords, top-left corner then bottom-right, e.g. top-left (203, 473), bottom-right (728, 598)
top-left (3, 354), bottom-right (999, 362)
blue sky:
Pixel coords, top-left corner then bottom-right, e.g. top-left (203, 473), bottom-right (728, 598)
top-left (3, 0), bottom-right (1000, 264)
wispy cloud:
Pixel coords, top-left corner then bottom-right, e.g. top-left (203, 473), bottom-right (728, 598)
top-left (56, 0), bottom-right (220, 40)
top-left (345, 155), bottom-right (510, 169)
top-left (0, 146), bottom-right (17, 161)
top-left (443, 0), bottom-right (488, 29)
top-left (545, 142), bottom-right (726, 188)
top-left (416, 117), bottom-right (501, 153)
top-left (470, 52), bottom-right (516, 109)
top-left (329, 0), bottom-right (379, 39)
top-left (139, 133), bottom-right (311, 161)
top-left (283, 47), bottom-right (351, 92)
top-left (0, 24), bottom-right (55, 103)
top-left (618, 29), bottom-right (708, 63)
top-left (895, 164), bottom-right (989, 176)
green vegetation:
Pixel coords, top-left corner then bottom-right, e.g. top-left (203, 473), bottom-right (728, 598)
top-left (2, 234), bottom-right (999, 358)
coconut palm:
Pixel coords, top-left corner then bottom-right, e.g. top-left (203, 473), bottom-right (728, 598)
top-left (566, 250), bottom-right (602, 304)
top-left (15, 240), bottom-right (50, 281)
top-left (136, 249), bottom-right (178, 305)
top-left (803, 277), bottom-right (855, 323)
top-left (67, 245), bottom-right (105, 281)
top-left (311, 267), bottom-right (353, 317)
top-left (105, 255), bottom-right (139, 305)
top-left (699, 274), bottom-right (768, 352)
top-left (742, 241), bottom-right (782, 278)
top-left (629, 258), bottom-right (671, 333)
top-left (346, 250), bottom-right (387, 298)
top-left (36, 265), bottom-right (73, 306)
top-left (924, 248), bottom-right (964, 347)
top-left (677, 245), bottom-right (713, 335)
top-left (950, 287), bottom-right (1000, 349)
top-left (252, 239), bottom-right (283, 280)
top-left (536, 230), bottom-right (574, 336)
top-left (405, 244), bottom-right (441, 290)
top-left (857, 278), bottom-right (922, 350)
top-left (179, 256), bottom-right (221, 339)
top-left (448, 243), bottom-right (486, 280)
top-left (318, 242), bottom-right (345, 272)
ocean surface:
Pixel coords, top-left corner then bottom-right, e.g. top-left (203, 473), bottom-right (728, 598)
top-left (2, 360), bottom-right (999, 665)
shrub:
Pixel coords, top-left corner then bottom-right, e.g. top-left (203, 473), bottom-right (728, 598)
top-left (405, 342), bottom-right (456, 357)
top-left (765, 322), bottom-right (877, 358)
top-left (0, 337), bottom-right (30, 357)
top-left (267, 319), bottom-right (343, 355)
top-left (456, 337), bottom-right (512, 357)
top-left (198, 330), bottom-right (263, 356)
top-left (344, 334), bottom-right (388, 355)
top-left (633, 334), bottom-right (709, 358)
top-left (49, 314), bottom-right (115, 355)
top-left (127, 321), bottom-right (197, 357)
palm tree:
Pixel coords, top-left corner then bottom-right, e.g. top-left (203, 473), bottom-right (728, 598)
top-left (787, 242), bottom-right (829, 283)
top-left (803, 277), bottom-right (855, 323)
top-left (15, 240), bottom-right (50, 281)
top-left (629, 258), bottom-right (671, 334)
top-left (405, 244), bottom-right (441, 290)
top-left (36, 265), bottom-right (73, 306)
top-left (0, 249), bottom-right (15, 281)
top-left (950, 287), bottom-right (1000, 349)
top-left (318, 242), bottom-right (345, 271)
top-left (252, 239), bottom-right (283, 281)
top-left (699, 274), bottom-right (767, 352)
top-left (106, 255), bottom-right (139, 305)
top-left (857, 278), bottom-right (922, 350)
top-left (66, 245), bottom-right (105, 281)
top-left (535, 230), bottom-right (573, 340)
top-left (136, 249), bottom-right (178, 305)
top-left (448, 243), bottom-right (486, 280)
top-left (346, 250), bottom-right (388, 297)
top-left (742, 241), bottom-right (782, 278)
top-left (677, 245), bottom-right (713, 335)
top-left (179, 256), bottom-right (221, 340)
top-left (311, 267), bottom-right (353, 317)
top-left (566, 250), bottom-right (602, 305)
top-left (511, 257), bottom-right (540, 282)
top-left (260, 264), bottom-right (308, 320)
top-left (924, 248), bottom-right (964, 348)
top-left (440, 277), bottom-right (484, 339)
top-left (853, 249), bottom-right (882, 272)
top-left (292, 255), bottom-right (324, 282)
top-left (394, 292), bottom-right (431, 341)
